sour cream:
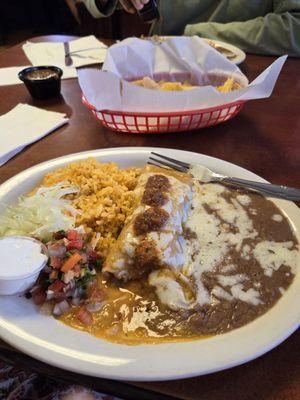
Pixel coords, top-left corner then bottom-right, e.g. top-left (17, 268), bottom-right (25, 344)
top-left (0, 236), bottom-right (48, 295)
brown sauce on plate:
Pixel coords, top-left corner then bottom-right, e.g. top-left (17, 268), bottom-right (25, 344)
top-left (60, 187), bottom-right (298, 345)
top-left (60, 274), bottom-right (212, 344)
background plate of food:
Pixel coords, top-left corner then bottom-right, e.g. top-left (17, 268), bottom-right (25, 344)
top-left (0, 147), bottom-right (299, 381)
top-left (203, 38), bottom-right (246, 65)
top-left (146, 36), bottom-right (246, 65)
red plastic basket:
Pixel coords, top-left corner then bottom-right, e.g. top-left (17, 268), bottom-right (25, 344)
top-left (82, 95), bottom-right (245, 134)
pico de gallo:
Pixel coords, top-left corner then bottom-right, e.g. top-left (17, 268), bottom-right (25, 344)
top-left (27, 229), bottom-right (106, 325)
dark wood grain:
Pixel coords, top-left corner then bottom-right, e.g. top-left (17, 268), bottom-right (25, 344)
top-left (0, 35), bottom-right (299, 400)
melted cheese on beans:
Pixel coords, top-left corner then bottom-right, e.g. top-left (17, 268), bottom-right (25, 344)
top-left (149, 182), bottom-right (298, 310)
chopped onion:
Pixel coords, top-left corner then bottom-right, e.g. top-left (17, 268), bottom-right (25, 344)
top-left (72, 287), bottom-right (80, 298)
top-left (48, 243), bottom-right (66, 258)
top-left (63, 270), bottom-right (75, 284)
top-left (106, 325), bottom-right (120, 336)
top-left (53, 300), bottom-right (70, 316)
top-left (74, 286), bottom-right (85, 299)
top-left (68, 279), bottom-right (76, 291)
top-left (46, 290), bottom-right (55, 300)
top-left (86, 301), bottom-right (105, 313)
top-left (71, 297), bottom-right (81, 306)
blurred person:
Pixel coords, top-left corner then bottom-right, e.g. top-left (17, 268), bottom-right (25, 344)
top-left (76, 0), bottom-right (300, 56)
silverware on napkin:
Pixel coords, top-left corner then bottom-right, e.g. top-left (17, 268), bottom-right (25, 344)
top-left (63, 42), bottom-right (73, 67)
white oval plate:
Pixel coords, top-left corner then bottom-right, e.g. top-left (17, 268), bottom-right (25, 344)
top-left (203, 38), bottom-right (246, 65)
top-left (146, 36), bottom-right (246, 64)
top-left (0, 147), bottom-right (299, 381)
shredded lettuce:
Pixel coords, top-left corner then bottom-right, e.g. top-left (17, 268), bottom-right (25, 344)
top-left (0, 182), bottom-right (80, 240)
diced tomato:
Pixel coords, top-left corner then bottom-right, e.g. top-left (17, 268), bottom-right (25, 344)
top-left (67, 230), bottom-right (80, 241)
top-left (66, 239), bottom-right (83, 250)
top-left (50, 256), bottom-right (62, 270)
top-left (53, 292), bottom-right (68, 301)
top-left (32, 289), bottom-right (46, 305)
top-left (76, 306), bottom-right (93, 326)
top-left (87, 249), bottom-right (99, 261)
top-left (48, 280), bottom-right (66, 293)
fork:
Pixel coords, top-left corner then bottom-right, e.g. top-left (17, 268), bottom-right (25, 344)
top-left (63, 44), bottom-right (106, 66)
top-left (148, 152), bottom-right (300, 201)
top-left (64, 46), bottom-right (107, 57)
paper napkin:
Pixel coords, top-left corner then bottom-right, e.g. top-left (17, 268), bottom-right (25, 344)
top-left (0, 66), bottom-right (31, 86)
top-left (22, 35), bottom-right (107, 77)
top-left (0, 104), bottom-right (69, 166)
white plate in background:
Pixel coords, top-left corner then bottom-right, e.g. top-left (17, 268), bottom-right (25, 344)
top-left (203, 38), bottom-right (246, 64)
top-left (145, 36), bottom-right (246, 64)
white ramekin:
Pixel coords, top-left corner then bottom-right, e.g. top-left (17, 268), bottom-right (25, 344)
top-left (0, 236), bottom-right (48, 295)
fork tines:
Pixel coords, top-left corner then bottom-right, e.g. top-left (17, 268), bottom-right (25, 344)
top-left (148, 152), bottom-right (190, 173)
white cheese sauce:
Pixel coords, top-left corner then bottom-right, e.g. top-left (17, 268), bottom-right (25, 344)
top-left (150, 181), bottom-right (298, 311)
top-left (272, 214), bottom-right (283, 222)
top-left (253, 241), bottom-right (298, 277)
top-left (149, 270), bottom-right (193, 310)
top-left (180, 182), bottom-right (260, 307)
top-left (236, 194), bottom-right (251, 206)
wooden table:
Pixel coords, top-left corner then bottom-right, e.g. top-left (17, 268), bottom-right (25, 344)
top-left (0, 35), bottom-right (299, 400)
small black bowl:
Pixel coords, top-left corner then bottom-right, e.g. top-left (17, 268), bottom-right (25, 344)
top-left (18, 66), bottom-right (63, 100)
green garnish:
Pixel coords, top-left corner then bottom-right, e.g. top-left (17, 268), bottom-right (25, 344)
top-left (94, 259), bottom-right (103, 269)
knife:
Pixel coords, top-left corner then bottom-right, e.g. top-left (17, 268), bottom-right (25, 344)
top-left (63, 41), bottom-right (73, 67)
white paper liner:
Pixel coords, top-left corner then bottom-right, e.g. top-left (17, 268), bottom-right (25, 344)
top-left (78, 37), bottom-right (287, 113)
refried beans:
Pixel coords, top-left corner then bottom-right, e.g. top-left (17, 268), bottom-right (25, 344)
top-left (60, 178), bottom-right (298, 345)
